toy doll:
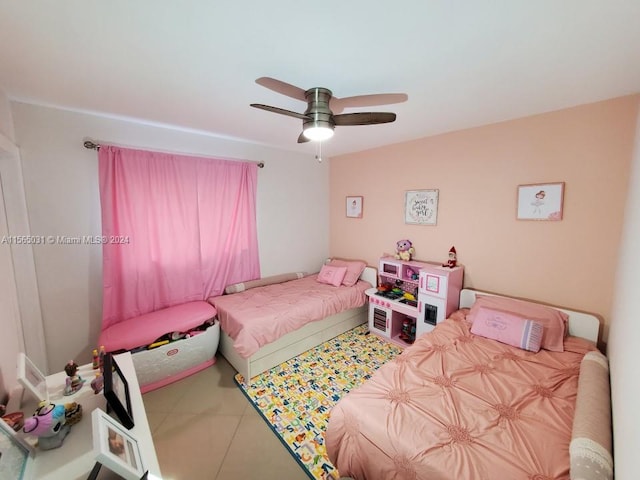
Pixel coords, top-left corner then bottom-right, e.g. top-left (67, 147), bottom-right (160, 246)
top-left (443, 246), bottom-right (457, 268)
top-left (63, 360), bottom-right (85, 395)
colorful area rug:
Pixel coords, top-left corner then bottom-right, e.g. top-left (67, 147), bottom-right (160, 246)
top-left (234, 324), bottom-right (401, 479)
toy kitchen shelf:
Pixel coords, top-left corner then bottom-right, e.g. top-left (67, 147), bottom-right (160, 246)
top-left (367, 256), bottom-right (464, 347)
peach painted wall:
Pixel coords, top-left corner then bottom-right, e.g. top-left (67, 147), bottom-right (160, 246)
top-left (330, 95), bottom-right (639, 343)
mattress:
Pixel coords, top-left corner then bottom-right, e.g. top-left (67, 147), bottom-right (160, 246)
top-left (326, 309), bottom-right (597, 480)
top-left (209, 274), bottom-right (370, 358)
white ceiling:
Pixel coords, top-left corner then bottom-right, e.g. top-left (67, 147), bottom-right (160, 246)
top-left (1, 1), bottom-right (639, 157)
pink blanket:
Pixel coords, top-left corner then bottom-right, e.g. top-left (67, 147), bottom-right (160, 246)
top-left (326, 310), bottom-right (597, 480)
top-left (209, 275), bottom-right (370, 358)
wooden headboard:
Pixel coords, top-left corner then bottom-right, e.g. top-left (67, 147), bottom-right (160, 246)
top-left (459, 289), bottom-right (600, 344)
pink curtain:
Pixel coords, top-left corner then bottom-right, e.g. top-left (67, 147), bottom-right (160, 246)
top-left (99, 146), bottom-right (259, 330)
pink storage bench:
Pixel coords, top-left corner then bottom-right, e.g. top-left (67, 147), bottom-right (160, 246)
top-left (98, 301), bottom-right (220, 393)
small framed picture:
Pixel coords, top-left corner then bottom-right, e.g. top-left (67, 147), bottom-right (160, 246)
top-left (0, 418), bottom-right (34, 480)
top-left (92, 408), bottom-right (145, 480)
top-left (103, 354), bottom-right (134, 429)
top-left (405, 190), bottom-right (438, 225)
top-left (517, 182), bottom-right (565, 221)
top-left (17, 352), bottom-right (48, 402)
top-left (346, 196), bottom-right (363, 218)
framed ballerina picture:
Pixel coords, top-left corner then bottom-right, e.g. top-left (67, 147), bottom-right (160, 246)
top-left (346, 196), bottom-right (363, 218)
top-left (517, 182), bottom-right (565, 221)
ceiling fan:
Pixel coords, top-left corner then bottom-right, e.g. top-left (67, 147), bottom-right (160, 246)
top-left (250, 77), bottom-right (408, 143)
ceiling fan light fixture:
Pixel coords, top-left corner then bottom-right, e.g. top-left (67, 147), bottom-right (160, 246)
top-left (302, 124), bottom-right (335, 142)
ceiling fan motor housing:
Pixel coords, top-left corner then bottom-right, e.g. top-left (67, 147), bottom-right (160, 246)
top-left (303, 87), bottom-right (335, 131)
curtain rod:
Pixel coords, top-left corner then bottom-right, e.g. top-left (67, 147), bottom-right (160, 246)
top-left (83, 139), bottom-right (265, 168)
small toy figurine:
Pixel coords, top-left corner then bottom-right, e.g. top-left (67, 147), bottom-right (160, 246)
top-left (63, 360), bottom-right (85, 395)
top-left (400, 319), bottom-right (412, 341)
top-left (91, 373), bottom-right (104, 394)
top-left (395, 239), bottom-right (415, 261)
top-left (99, 345), bottom-right (106, 372)
top-left (443, 246), bottom-right (457, 268)
top-left (64, 402), bottom-right (83, 426)
top-left (23, 402), bottom-right (71, 450)
top-left (92, 349), bottom-right (99, 369)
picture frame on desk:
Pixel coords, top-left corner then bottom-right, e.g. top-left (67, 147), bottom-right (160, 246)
top-left (91, 408), bottom-right (145, 480)
top-left (103, 353), bottom-right (135, 429)
top-left (0, 417), bottom-right (34, 480)
top-left (17, 352), bottom-right (49, 402)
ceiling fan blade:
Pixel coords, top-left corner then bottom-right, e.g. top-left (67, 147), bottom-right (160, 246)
top-left (297, 132), bottom-right (311, 143)
top-left (333, 112), bottom-right (397, 126)
top-left (255, 77), bottom-right (307, 102)
top-left (331, 93), bottom-right (408, 114)
top-left (250, 103), bottom-right (310, 120)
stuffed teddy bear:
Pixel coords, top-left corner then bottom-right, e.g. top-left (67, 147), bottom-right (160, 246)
top-left (395, 239), bottom-right (415, 261)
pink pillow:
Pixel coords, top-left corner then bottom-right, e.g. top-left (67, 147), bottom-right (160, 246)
top-left (467, 295), bottom-right (568, 352)
top-left (317, 265), bottom-right (348, 287)
top-left (470, 307), bottom-right (543, 352)
top-left (327, 259), bottom-right (367, 287)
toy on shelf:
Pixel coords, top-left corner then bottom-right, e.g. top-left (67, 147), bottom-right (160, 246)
top-left (403, 292), bottom-right (416, 301)
top-left (399, 318), bottom-right (416, 344)
top-left (405, 266), bottom-right (419, 280)
top-left (443, 246), bottom-right (457, 268)
top-left (92, 349), bottom-right (99, 369)
top-left (23, 401), bottom-right (73, 450)
top-left (91, 373), bottom-right (104, 394)
top-left (64, 402), bottom-right (83, 426)
top-left (395, 239), bottom-right (415, 261)
top-left (63, 360), bottom-right (85, 396)
top-left (2, 410), bottom-right (25, 431)
top-left (98, 345), bottom-right (106, 371)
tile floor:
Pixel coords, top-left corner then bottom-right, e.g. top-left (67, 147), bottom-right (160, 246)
top-left (142, 354), bottom-right (310, 480)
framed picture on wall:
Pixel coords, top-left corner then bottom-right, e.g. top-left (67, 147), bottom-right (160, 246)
top-left (346, 196), bottom-right (363, 218)
top-left (405, 190), bottom-right (438, 225)
top-left (517, 182), bottom-right (565, 221)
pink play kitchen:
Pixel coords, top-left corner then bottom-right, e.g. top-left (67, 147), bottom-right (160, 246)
top-left (367, 256), bottom-right (463, 346)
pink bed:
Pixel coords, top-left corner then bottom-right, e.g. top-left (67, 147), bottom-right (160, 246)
top-left (209, 274), bottom-right (370, 359)
top-left (326, 309), bottom-right (598, 480)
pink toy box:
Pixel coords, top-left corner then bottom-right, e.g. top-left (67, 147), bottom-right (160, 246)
top-left (98, 301), bottom-right (220, 393)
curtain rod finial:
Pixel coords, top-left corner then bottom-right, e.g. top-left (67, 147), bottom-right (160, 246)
top-left (83, 140), bottom-right (100, 150)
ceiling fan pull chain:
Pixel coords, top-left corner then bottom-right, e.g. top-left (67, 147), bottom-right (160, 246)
top-left (315, 142), bottom-right (322, 163)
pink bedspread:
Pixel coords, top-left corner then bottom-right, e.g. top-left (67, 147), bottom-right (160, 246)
top-left (326, 310), bottom-right (597, 480)
top-left (208, 274), bottom-right (370, 358)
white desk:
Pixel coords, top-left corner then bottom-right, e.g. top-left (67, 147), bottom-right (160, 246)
top-left (23, 352), bottom-right (161, 480)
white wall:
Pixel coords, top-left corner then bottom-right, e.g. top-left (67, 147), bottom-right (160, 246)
top-left (0, 89), bottom-right (47, 407)
top-left (0, 86), bottom-right (15, 142)
top-left (0, 173), bottom-right (22, 404)
top-left (11, 102), bottom-right (330, 372)
top-left (609, 100), bottom-right (640, 479)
